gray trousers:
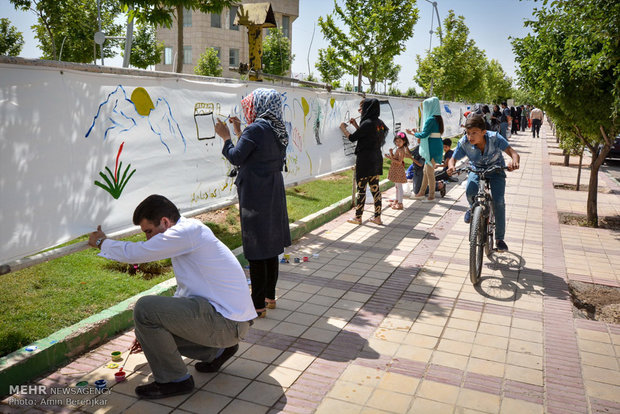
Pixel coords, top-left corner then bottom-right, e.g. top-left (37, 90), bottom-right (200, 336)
top-left (133, 295), bottom-right (250, 383)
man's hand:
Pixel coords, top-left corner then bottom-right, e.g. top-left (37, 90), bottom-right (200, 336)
top-left (215, 118), bottom-right (231, 141)
top-left (129, 339), bottom-right (143, 354)
top-left (88, 225), bottom-right (106, 248)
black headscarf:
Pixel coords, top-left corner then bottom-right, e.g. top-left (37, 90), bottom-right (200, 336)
top-left (360, 98), bottom-right (380, 123)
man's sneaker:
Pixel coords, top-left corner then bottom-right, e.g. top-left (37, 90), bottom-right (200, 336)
top-left (135, 376), bottom-right (194, 399)
top-left (195, 344), bottom-right (239, 373)
top-left (496, 240), bottom-right (508, 252)
top-left (464, 210), bottom-right (471, 223)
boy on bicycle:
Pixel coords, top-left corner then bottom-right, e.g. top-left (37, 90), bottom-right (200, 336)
top-left (447, 115), bottom-right (520, 252)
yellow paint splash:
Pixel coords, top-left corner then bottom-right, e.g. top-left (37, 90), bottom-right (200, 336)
top-left (131, 87), bottom-right (155, 116)
top-left (330, 98), bottom-right (335, 108)
top-left (301, 97), bottom-right (310, 128)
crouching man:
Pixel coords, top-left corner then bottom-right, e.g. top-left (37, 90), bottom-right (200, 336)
top-left (88, 194), bottom-right (256, 399)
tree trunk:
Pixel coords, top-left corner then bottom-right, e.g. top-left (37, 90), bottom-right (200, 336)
top-left (586, 146), bottom-right (610, 227)
top-left (563, 149), bottom-right (570, 166)
top-left (576, 146), bottom-right (584, 191)
top-left (175, 5), bottom-right (184, 73)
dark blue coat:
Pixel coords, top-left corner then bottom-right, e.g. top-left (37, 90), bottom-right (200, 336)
top-left (222, 119), bottom-right (291, 260)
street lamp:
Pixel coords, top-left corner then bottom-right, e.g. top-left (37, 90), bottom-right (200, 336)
top-left (424, 0), bottom-right (442, 95)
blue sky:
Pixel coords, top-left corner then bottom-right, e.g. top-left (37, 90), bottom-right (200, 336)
top-left (2, 0), bottom-right (539, 91)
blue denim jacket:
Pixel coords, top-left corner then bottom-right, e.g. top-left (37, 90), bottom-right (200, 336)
top-left (452, 131), bottom-right (510, 169)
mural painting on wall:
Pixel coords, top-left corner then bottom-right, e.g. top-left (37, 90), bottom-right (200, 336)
top-left (85, 85), bottom-right (186, 199)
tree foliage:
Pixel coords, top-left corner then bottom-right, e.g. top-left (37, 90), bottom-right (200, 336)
top-left (194, 47), bottom-right (222, 77)
top-left (415, 10), bottom-right (486, 102)
top-left (0, 18), bottom-right (25, 56)
top-left (483, 59), bottom-right (513, 104)
top-left (11, 0), bottom-right (121, 62)
top-left (511, 0), bottom-right (619, 226)
top-left (120, 0), bottom-right (236, 73)
top-left (318, 0), bottom-right (419, 93)
top-left (127, 23), bottom-right (165, 69)
top-left (315, 46), bottom-right (343, 85)
top-left (262, 28), bottom-right (294, 77)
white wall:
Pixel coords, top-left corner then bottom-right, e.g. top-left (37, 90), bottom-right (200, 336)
top-left (0, 60), bottom-right (468, 263)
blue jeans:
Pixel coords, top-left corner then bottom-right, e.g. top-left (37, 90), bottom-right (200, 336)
top-left (465, 170), bottom-right (506, 241)
top-left (500, 122), bottom-right (508, 139)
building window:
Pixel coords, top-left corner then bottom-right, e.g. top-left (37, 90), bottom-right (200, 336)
top-left (229, 6), bottom-right (238, 30)
top-left (164, 47), bottom-right (173, 65)
top-left (211, 12), bottom-right (221, 28)
top-left (183, 7), bottom-right (192, 27)
top-left (229, 48), bottom-right (239, 67)
top-left (213, 47), bottom-right (221, 60)
top-left (282, 15), bottom-right (290, 38)
top-left (183, 46), bottom-right (192, 64)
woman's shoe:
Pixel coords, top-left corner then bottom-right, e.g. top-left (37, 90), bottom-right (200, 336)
top-left (265, 299), bottom-right (276, 309)
top-left (347, 217), bottom-right (362, 225)
top-left (370, 217), bottom-right (383, 225)
top-left (411, 194), bottom-right (425, 200)
top-left (392, 203), bottom-right (403, 210)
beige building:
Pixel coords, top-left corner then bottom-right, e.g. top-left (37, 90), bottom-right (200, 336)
top-left (155, 1), bottom-right (299, 78)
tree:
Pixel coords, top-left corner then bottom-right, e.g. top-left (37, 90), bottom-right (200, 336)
top-left (414, 10), bottom-right (486, 101)
top-left (405, 86), bottom-right (418, 97)
top-left (262, 27), bottom-right (294, 77)
top-left (120, 0), bottom-right (236, 73)
top-left (318, 0), bottom-right (419, 93)
top-left (512, 0), bottom-right (619, 226)
top-left (0, 18), bottom-right (25, 56)
top-left (315, 46), bottom-right (343, 86)
top-left (127, 23), bottom-right (165, 69)
top-left (388, 86), bottom-right (402, 96)
top-left (194, 47), bottom-right (222, 77)
top-left (11, 0), bottom-right (121, 62)
top-left (483, 59), bottom-right (512, 104)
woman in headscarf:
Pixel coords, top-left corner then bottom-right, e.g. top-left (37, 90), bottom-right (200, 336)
top-left (215, 88), bottom-right (291, 318)
top-left (340, 98), bottom-right (387, 225)
top-left (408, 96), bottom-right (444, 202)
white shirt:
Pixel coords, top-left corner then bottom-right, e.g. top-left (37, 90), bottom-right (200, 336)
top-left (99, 217), bottom-right (256, 321)
top-left (530, 108), bottom-right (544, 120)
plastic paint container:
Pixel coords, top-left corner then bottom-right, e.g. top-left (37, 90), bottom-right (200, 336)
top-left (114, 371), bottom-right (126, 382)
top-left (111, 351), bottom-right (122, 361)
top-left (303, 256), bottom-right (309, 262)
top-left (75, 381), bottom-right (88, 387)
top-left (24, 346), bottom-right (38, 352)
top-left (94, 379), bottom-right (107, 390)
top-left (294, 257), bottom-right (300, 263)
top-left (283, 254), bottom-right (291, 260)
top-left (106, 362), bottom-right (119, 369)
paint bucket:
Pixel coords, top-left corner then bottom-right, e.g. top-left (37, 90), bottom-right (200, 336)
top-left (94, 379), bottom-right (107, 390)
top-left (111, 351), bottom-right (122, 361)
top-left (114, 371), bottom-right (126, 383)
top-left (75, 381), bottom-right (88, 388)
top-left (294, 257), bottom-right (300, 263)
top-left (303, 256), bottom-right (309, 262)
top-left (284, 254), bottom-right (290, 261)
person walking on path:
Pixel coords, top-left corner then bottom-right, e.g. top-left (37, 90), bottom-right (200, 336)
top-left (407, 96), bottom-right (444, 202)
top-left (385, 131), bottom-right (410, 210)
top-left (88, 195), bottom-right (255, 399)
top-left (500, 102), bottom-right (511, 139)
top-left (340, 98), bottom-right (388, 225)
top-left (216, 88), bottom-right (292, 318)
top-left (521, 104), bottom-right (529, 132)
top-left (530, 106), bottom-right (544, 138)
top-left (447, 115), bottom-right (520, 252)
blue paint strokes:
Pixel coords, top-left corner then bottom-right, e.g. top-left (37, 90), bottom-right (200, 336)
top-left (444, 105), bottom-right (452, 114)
top-left (85, 85), bottom-right (135, 139)
top-left (147, 97), bottom-right (186, 154)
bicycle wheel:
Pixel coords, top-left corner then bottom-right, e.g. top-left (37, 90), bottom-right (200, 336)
top-left (469, 206), bottom-right (485, 285)
top-left (485, 202), bottom-right (495, 257)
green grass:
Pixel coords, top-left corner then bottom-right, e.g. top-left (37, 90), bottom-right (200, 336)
top-left (0, 163), bottom-right (399, 358)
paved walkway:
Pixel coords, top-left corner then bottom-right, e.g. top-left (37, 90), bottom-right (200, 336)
top-left (3, 124), bottom-right (620, 414)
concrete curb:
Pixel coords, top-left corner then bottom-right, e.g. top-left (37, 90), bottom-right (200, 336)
top-left (0, 180), bottom-right (394, 397)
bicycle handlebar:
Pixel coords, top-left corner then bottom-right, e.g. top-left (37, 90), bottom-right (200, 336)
top-left (454, 165), bottom-right (509, 176)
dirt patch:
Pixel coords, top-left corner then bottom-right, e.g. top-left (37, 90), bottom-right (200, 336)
top-left (549, 161), bottom-right (585, 167)
top-left (104, 261), bottom-right (171, 280)
top-left (553, 183), bottom-right (613, 194)
top-left (194, 207), bottom-right (235, 226)
top-left (558, 212), bottom-right (620, 230)
top-left (320, 173), bottom-right (349, 182)
top-left (568, 280), bottom-right (620, 324)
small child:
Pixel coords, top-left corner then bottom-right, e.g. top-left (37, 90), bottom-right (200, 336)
top-left (385, 132), bottom-right (410, 210)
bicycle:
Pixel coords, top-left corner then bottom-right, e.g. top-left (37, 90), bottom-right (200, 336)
top-left (455, 165), bottom-right (508, 285)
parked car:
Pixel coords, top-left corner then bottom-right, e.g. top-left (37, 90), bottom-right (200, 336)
top-left (604, 134), bottom-right (620, 162)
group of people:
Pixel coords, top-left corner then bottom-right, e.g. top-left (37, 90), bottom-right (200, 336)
top-left (86, 89), bottom-right (520, 400)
